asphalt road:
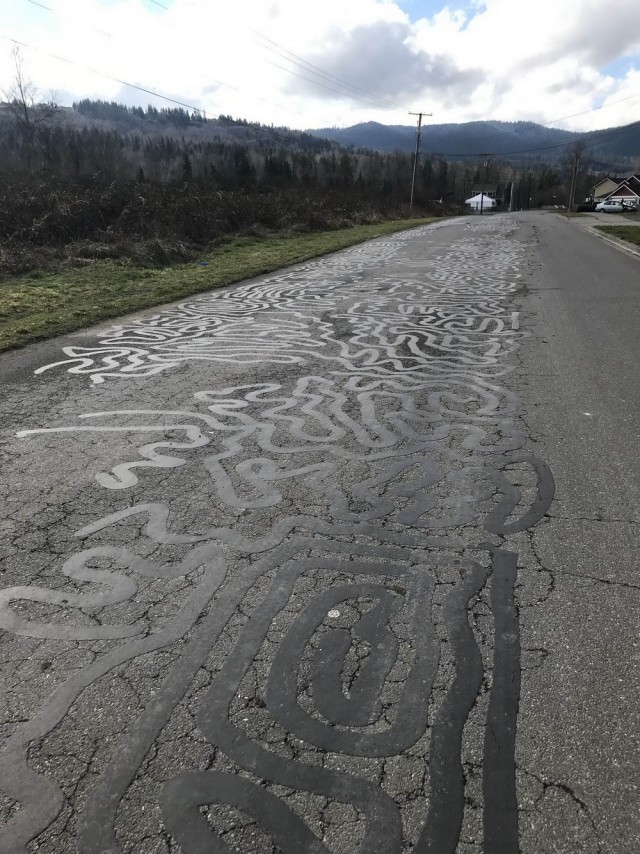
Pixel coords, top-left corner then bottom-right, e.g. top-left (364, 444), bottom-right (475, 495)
top-left (0, 211), bottom-right (638, 853)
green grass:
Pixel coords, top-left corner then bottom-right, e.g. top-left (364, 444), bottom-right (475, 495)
top-left (596, 225), bottom-right (640, 248)
top-left (0, 218), bottom-right (438, 351)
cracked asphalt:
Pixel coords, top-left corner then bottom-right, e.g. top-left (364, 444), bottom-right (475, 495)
top-left (0, 211), bottom-right (638, 853)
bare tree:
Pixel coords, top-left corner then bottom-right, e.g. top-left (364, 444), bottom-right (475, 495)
top-left (2, 47), bottom-right (58, 171)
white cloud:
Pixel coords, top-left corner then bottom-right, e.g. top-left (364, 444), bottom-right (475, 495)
top-left (0, 0), bottom-right (639, 131)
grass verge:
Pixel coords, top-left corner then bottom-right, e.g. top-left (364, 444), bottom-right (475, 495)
top-left (595, 225), bottom-right (640, 248)
top-left (0, 218), bottom-right (438, 352)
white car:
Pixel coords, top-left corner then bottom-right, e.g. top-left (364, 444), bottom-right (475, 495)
top-left (595, 201), bottom-right (624, 213)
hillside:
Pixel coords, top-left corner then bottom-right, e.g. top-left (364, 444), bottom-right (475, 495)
top-left (8, 99), bottom-right (635, 170)
top-left (56, 101), bottom-right (339, 153)
top-left (307, 119), bottom-right (640, 169)
top-left (0, 96), bottom-right (625, 279)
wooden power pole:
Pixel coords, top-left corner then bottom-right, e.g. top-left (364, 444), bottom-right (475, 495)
top-left (568, 147), bottom-right (582, 212)
top-left (479, 156), bottom-right (489, 215)
top-left (409, 110), bottom-right (431, 214)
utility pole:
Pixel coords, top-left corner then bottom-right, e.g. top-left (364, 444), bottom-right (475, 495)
top-left (409, 110), bottom-right (432, 215)
top-left (479, 155), bottom-right (490, 215)
top-left (567, 147), bottom-right (582, 212)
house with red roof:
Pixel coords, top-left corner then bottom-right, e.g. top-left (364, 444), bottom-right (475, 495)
top-left (592, 177), bottom-right (619, 200)
top-left (603, 175), bottom-right (640, 209)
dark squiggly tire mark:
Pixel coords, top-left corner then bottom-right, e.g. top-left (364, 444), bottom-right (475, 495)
top-left (266, 575), bottom-right (439, 754)
top-left (483, 548), bottom-right (521, 854)
top-left (307, 586), bottom-right (401, 728)
top-left (0, 545), bottom-right (227, 854)
top-left (2, 219), bottom-right (558, 852)
top-left (195, 548), bottom-right (443, 853)
top-left (78, 539), bottom-right (416, 854)
top-left (415, 563), bottom-right (487, 854)
top-left (483, 454), bottom-right (555, 535)
top-left (161, 771), bottom-right (330, 853)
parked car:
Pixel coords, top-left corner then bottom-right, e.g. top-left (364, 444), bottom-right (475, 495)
top-left (576, 203), bottom-right (597, 212)
top-left (595, 201), bottom-right (624, 213)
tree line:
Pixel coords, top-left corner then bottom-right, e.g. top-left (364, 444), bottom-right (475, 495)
top-left (0, 101), bottom-right (458, 201)
top-left (0, 88), bottom-right (608, 273)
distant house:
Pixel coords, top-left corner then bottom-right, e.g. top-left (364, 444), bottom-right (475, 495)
top-left (465, 193), bottom-right (497, 211)
top-left (471, 182), bottom-right (499, 200)
top-left (603, 175), bottom-right (640, 208)
top-left (592, 177), bottom-right (618, 200)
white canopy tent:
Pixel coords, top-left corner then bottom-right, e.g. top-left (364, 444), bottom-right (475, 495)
top-left (465, 193), bottom-right (496, 211)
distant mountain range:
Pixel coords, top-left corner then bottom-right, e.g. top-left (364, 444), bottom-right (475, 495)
top-left (5, 98), bottom-right (637, 172)
top-left (307, 120), bottom-right (640, 169)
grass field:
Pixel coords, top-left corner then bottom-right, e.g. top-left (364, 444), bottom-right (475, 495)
top-left (0, 218), bottom-right (437, 352)
top-left (596, 225), bottom-right (640, 248)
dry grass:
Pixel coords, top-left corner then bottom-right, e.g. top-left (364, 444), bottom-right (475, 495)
top-left (0, 218), bottom-right (438, 351)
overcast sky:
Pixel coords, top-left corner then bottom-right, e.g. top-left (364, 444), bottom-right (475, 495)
top-left (2, 0), bottom-right (640, 132)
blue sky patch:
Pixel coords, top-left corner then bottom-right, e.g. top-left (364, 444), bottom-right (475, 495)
top-left (398, 0), bottom-right (483, 24)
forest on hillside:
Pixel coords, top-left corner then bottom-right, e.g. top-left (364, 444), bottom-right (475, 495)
top-left (0, 96), bottom-right (610, 273)
top-left (310, 119), bottom-right (640, 170)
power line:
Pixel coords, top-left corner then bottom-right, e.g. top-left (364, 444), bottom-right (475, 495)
top-left (2, 33), bottom-right (204, 111)
top-left (208, 12), bottom-right (640, 127)
top-left (22, 0), bottom-right (405, 118)
top-left (99, 0), bottom-right (627, 128)
top-left (259, 55), bottom-right (402, 113)
top-left (23, 0), bottom-right (112, 37)
top-left (263, 58), bottom-right (406, 112)
top-left (249, 28), bottom-right (406, 112)
top-left (24, 0), bottom-right (53, 10)
top-left (1, 33), bottom-right (339, 147)
top-left (13, 2), bottom-right (639, 158)
top-left (541, 90), bottom-right (640, 127)
top-left (16, 0), bottom-right (339, 126)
